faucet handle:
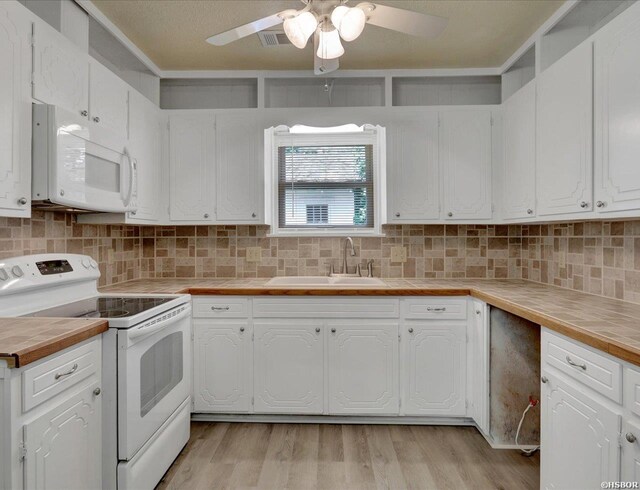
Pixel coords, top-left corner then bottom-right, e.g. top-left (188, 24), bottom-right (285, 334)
top-left (367, 259), bottom-right (374, 277)
top-left (356, 263), bottom-right (362, 277)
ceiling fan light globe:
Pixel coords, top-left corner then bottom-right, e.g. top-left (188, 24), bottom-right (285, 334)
top-left (337, 7), bottom-right (366, 41)
top-left (330, 5), bottom-right (349, 29)
top-left (283, 12), bottom-right (317, 49)
top-left (317, 28), bottom-right (344, 60)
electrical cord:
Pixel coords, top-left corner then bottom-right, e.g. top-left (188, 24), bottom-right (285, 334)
top-left (515, 396), bottom-right (540, 456)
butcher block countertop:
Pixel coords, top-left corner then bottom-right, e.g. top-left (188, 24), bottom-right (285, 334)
top-left (0, 318), bottom-right (108, 368)
top-left (102, 277), bottom-right (640, 367)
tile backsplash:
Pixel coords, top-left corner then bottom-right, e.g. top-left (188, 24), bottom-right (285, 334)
top-left (2, 212), bottom-right (640, 304)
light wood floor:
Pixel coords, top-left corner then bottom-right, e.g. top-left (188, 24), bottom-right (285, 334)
top-left (156, 422), bottom-right (540, 490)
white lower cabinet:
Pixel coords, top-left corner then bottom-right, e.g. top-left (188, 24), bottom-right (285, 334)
top-left (541, 369), bottom-right (621, 490)
top-left (328, 322), bottom-right (399, 415)
top-left (253, 321), bottom-right (324, 414)
top-left (401, 322), bottom-right (466, 416)
top-left (23, 381), bottom-right (102, 490)
top-left (193, 320), bottom-right (252, 413)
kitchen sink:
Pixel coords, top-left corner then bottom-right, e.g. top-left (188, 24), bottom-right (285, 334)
top-left (266, 276), bottom-right (386, 287)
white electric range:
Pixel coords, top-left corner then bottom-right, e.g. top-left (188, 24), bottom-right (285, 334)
top-left (0, 254), bottom-right (192, 490)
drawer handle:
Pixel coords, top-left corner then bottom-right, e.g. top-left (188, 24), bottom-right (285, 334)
top-left (626, 433), bottom-right (637, 443)
top-left (240, 327), bottom-right (245, 333)
top-left (566, 356), bottom-right (587, 371)
top-left (54, 363), bottom-right (78, 380)
top-left (426, 307), bottom-right (446, 312)
top-left (211, 306), bottom-right (230, 311)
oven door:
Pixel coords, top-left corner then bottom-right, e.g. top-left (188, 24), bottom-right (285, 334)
top-left (117, 303), bottom-right (191, 460)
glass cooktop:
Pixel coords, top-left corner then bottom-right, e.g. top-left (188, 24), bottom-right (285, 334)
top-left (28, 296), bottom-right (175, 319)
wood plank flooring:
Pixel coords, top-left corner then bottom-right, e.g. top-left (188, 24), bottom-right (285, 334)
top-left (156, 422), bottom-right (540, 490)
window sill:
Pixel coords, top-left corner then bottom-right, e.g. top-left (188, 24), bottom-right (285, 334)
top-left (267, 229), bottom-right (386, 238)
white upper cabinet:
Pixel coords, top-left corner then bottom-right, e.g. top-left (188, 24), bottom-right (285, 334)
top-left (594, 2), bottom-right (640, 214)
top-left (215, 112), bottom-right (264, 223)
top-left (0, 1), bottom-right (31, 218)
top-left (169, 113), bottom-right (215, 221)
top-left (502, 80), bottom-right (536, 220)
top-left (386, 111), bottom-right (440, 222)
top-left (89, 58), bottom-right (129, 141)
top-left (440, 110), bottom-right (493, 220)
top-left (327, 322), bottom-right (399, 415)
top-left (536, 41), bottom-right (593, 217)
top-left (32, 20), bottom-right (89, 118)
top-left (128, 90), bottom-right (161, 222)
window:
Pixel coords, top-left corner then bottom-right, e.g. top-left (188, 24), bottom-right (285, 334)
top-left (306, 204), bottom-right (328, 224)
top-left (265, 125), bottom-right (386, 236)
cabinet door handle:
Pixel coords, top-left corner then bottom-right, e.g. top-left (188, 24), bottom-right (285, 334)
top-left (80, 110), bottom-right (88, 117)
top-left (447, 212), bottom-right (453, 217)
top-left (204, 213), bottom-right (210, 219)
top-left (527, 208), bottom-right (533, 215)
top-left (240, 326), bottom-right (245, 332)
top-left (252, 212), bottom-right (257, 218)
top-left (395, 212), bottom-right (400, 217)
top-left (566, 356), bottom-right (587, 370)
top-left (596, 201), bottom-right (606, 208)
top-left (426, 307), bottom-right (446, 312)
top-left (55, 363), bottom-right (78, 380)
top-left (626, 432), bottom-right (637, 443)
top-left (331, 328), bottom-right (336, 333)
top-left (315, 327), bottom-right (321, 333)
top-left (408, 327), bottom-right (414, 333)
top-left (579, 201), bottom-right (589, 209)
top-left (211, 306), bottom-right (230, 311)
top-left (93, 116), bottom-right (100, 123)
top-left (93, 387), bottom-right (102, 396)
top-left (541, 376), bottom-right (548, 384)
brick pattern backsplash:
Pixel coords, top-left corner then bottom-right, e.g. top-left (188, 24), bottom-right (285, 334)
top-left (0, 212), bottom-right (141, 287)
top-left (2, 213), bottom-right (640, 304)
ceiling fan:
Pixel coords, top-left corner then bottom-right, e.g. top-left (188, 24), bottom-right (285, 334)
top-left (206, 0), bottom-right (448, 75)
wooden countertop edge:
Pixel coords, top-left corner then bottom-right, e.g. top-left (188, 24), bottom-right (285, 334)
top-left (181, 285), bottom-right (640, 367)
top-left (1, 320), bottom-right (109, 368)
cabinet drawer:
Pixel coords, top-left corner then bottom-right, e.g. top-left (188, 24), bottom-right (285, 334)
top-left (22, 338), bottom-right (101, 412)
top-left (253, 298), bottom-right (399, 318)
top-left (192, 297), bottom-right (250, 318)
top-left (542, 330), bottom-right (622, 403)
top-left (401, 298), bottom-right (468, 320)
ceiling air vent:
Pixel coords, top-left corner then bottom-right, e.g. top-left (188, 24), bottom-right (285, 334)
top-left (258, 31), bottom-right (291, 47)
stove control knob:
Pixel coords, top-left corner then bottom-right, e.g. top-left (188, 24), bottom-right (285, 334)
top-left (0, 269), bottom-right (8, 281)
top-left (89, 259), bottom-right (98, 269)
top-left (11, 266), bottom-right (23, 278)
top-left (81, 258), bottom-right (91, 269)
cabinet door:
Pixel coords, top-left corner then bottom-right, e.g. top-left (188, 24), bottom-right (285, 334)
top-left (0, 2), bottom-right (31, 217)
top-left (128, 91), bottom-right (160, 222)
top-left (622, 418), bottom-right (640, 483)
top-left (24, 382), bottom-right (102, 490)
top-left (541, 370), bottom-right (621, 490)
top-left (253, 321), bottom-right (324, 414)
top-left (169, 114), bottom-right (215, 221)
top-left (193, 320), bottom-right (252, 413)
top-left (440, 110), bottom-right (493, 220)
top-left (537, 42), bottom-right (593, 216)
top-left (402, 322), bottom-right (466, 416)
top-left (386, 112), bottom-right (440, 222)
top-left (328, 322), bottom-right (399, 415)
top-left (88, 58), bottom-right (128, 141)
top-left (32, 21), bottom-right (89, 117)
top-left (502, 80), bottom-right (536, 220)
top-left (215, 112), bottom-right (264, 223)
top-left (594, 3), bottom-right (640, 213)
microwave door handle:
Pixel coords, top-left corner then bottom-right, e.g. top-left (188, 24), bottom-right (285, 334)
top-left (121, 150), bottom-right (135, 208)
top-left (127, 305), bottom-right (191, 344)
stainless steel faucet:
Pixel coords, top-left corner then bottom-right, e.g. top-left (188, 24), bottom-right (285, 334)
top-left (342, 237), bottom-right (356, 274)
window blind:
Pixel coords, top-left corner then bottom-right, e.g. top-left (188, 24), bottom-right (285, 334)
top-left (278, 144), bottom-right (374, 229)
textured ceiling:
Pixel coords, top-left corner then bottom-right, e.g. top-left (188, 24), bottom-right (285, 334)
top-left (91, 0), bottom-right (564, 71)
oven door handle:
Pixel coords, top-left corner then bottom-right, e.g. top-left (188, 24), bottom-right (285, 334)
top-left (127, 304), bottom-right (191, 344)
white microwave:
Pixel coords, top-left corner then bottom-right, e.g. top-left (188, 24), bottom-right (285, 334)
top-left (32, 104), bottom-right (137, 213)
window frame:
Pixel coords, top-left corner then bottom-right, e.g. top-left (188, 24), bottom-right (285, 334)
top-left (264, 124), bottom-right (387, 237)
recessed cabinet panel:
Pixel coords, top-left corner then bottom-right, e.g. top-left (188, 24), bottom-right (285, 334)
top-left (594, 4), bottom-right (640, 213)
top-left (440, 110), bottom-right (493, 220)
top-left (215, 112), bottom-right (264, 223)
top-left (541, 371), bottom-right (621, 489)
top-left (502, 80), bottom-right (536, 220)
top-left (328, 322), bottom-right (399, 415)
top-left (536, 42), bottom-right (593, 216)
top-left (253, 321), bottom-right (324, 414)
top-left (386, 112), bottom-right (440, 222)
top-left (0, 2), bottom-right (31, 217)
top-left (402, 322), bottom-right (467, 416)
top-left (89, 59), bottom-right (129, 141)
top-left (622, 418), bottom-right (640, 483)
top-left (32, 21), bottom-right (89, 117)
top-left (193, 321), bottom-right (252, 413)
top-left (24, 383), bottom-right (102, 490)
top-left (169, 114), bottom-right (215, 221)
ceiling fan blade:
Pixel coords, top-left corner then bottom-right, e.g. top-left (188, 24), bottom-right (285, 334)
top-left (363, 3), bottom-right (448, 39)
top-left (314, 31), bottom-right (339, 75)
top-left (206, 13), bottom-right (284, 46)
